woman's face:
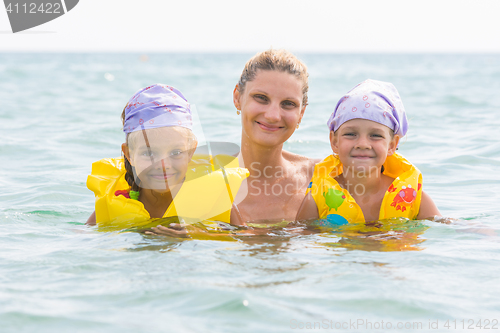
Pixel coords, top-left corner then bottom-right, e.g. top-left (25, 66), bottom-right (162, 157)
top-left (233, 70), bottom-right (305, 148)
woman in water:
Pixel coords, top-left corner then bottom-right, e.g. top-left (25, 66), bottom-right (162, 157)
top-left (230, 49), bottom-right (316, 225)
top-left (151, 49), bottom-right (316, 235)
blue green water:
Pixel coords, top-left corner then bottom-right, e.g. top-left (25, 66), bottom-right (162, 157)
top-left (1, 53), bottom-right (500, 332)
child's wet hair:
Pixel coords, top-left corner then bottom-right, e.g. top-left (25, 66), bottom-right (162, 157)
top-left (120, 107), bottom-right (140, 191)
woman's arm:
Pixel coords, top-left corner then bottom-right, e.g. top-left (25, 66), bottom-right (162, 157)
top-left (230, 203), bottom-right (246, 226)
top-left (295, 192), bottom-right (319, 221)
top-left (145, 223), bottom-right (190, 238)
top-left (86, 211), bottom-right (96, 226)
top-left (416, 191), bottom-right (441, 220)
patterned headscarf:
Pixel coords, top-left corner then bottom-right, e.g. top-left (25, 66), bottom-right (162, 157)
top-left (123, 84), bottom-right (193, 134)
top-left (327, 79), bottom-right (408, 137)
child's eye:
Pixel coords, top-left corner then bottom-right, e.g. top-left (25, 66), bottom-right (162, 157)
top-left (371, 134), bottom-right (384, 138)
top-left (170, 149), bottom-right (184, 158)
top-left (343, 133), bottom-right (356, 137)
top-left (141, 150), bottom-right (154, 157)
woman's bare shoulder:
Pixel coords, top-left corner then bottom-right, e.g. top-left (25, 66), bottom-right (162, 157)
top-left (283, 150), bottom-right (321, 164)
top-left (282, 150), bottom-right (310, 163)
top-left (282, 151), bottom-right (319, 174)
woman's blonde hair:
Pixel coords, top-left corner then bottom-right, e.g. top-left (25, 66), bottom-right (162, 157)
top-left (237, 49), bottom-right (309, 106)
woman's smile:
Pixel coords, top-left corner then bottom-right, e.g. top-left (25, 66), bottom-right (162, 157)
top-left (234, 70), bottom-right (304, 147)
top-left (255, 120), bottom-right (284, 132)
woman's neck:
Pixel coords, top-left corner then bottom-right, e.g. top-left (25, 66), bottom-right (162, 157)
top-left (240, 137), bottom-right (287, 179)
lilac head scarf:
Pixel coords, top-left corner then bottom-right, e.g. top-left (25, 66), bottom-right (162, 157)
top-left (327, 79), bottom-right (408, 137)
top-left (123, 84), bottom-right (193, 134)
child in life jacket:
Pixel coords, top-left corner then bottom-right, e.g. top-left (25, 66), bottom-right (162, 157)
top-left (296, 79), bottom-right (440, 225)
top-left (86, 84), bottom-right (248, 231)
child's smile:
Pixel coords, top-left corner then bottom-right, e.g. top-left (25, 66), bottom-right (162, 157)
top-left (331, 119), bottom-right (398, 173)
top-left (127, 127), bottom-right (195, 192)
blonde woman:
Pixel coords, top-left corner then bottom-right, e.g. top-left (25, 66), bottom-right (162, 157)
top-left (151, 49), bottom-right (316, 236)
top-left (230, 49), bottom-right (317, 225)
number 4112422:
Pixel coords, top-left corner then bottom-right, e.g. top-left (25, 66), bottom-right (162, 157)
top-left (444, 319), bottom-right (498, 330)
top-left (5, 2), bottom-right (62, 14)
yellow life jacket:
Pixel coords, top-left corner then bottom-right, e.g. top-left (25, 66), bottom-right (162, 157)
top-left (307, 153), bottom-right (422, 225)
top-left (87, 155), bottom-right (249, 231)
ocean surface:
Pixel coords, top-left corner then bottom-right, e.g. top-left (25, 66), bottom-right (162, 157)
top-left (1, 53), bottom-right (500, 332)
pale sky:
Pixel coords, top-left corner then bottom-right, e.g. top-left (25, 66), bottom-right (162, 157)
top-left (0, 0), bottom-right (499, 53)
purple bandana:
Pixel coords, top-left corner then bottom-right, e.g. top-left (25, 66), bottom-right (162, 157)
top-left (123, 84), bottom-right (193, 134)
top-left (327, 79), bottom-right (408, 137)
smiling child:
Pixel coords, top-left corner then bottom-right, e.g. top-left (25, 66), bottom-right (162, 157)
top-left (296, 79), bottom-right (440, 224)
top-left (86, 84), bottom-right (248, 231)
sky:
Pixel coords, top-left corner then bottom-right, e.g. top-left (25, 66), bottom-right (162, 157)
top-left (0, 0), bottom-right (499, 53)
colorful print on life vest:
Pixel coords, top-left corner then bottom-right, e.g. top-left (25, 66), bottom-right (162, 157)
top-left (390, 184), bottom-right (421, 212)
top-left (323, 188), bottom-right (346, 211)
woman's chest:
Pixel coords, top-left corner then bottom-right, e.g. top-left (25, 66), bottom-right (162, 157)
top-left (236, 175), bottom-right (309, 222)
top-left (237, 192), bottom-right (305, 222)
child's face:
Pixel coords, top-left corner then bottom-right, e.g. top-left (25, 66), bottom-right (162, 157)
top-left (124, 127), bottom-right (196, 192)
top-left (330, 119), bottom-right (399, 173)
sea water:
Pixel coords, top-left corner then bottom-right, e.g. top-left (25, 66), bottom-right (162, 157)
top-left (1, 53), bottom-right (500, 332)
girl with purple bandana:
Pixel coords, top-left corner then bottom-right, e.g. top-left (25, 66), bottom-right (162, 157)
top-left (86, 84), bottom-right (248, 232)
top-left (296, 79), bottom-right (440, 225)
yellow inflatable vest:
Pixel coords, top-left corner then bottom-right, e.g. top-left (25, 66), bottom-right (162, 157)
top-left (307, 153), bottom-right (422, 225)
top-left (87, 155), bottom-right (248, 231)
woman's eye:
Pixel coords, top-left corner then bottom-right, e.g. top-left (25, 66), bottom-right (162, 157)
top-left (281, 100), bottom-right (297, 108)
top-left (254, 94), bottom-right (268, 102)
top-left (141, 150), bottom-right (154, 157)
